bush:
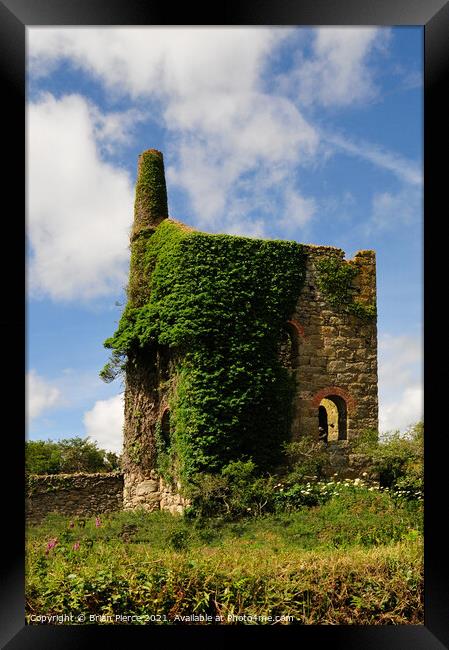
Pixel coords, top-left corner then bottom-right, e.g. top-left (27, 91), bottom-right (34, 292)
top-left (25, 440), bottom-right (62, 475)
top-left (272, 481), bottom-right (329, 510)
top-left (352, 422), bottom-right (423, 497)
top-left (185, 459), bottom-right (276, 520)
top-left (26, 437), bottom-right (121, 475)
top-left (167, 530), bottom-right (190, 551)
top-left (280, 435), bottom-right (329, 483)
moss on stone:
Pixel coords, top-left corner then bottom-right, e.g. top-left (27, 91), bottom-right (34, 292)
top-left (133, 150), bottom-right (168, 235)
top-left (315, 256), bottom-right (376, 320)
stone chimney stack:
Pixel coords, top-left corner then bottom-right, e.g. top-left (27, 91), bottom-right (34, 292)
top-left (128, 149), bottom-right (168, 307)
top-left (132, 148), bottom-right (168, 239)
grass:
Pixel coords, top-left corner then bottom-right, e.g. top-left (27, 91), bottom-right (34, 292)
top-left (26, 486), bottom-right (423, 625)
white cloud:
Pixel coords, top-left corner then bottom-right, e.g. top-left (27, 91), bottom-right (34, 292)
top-left (27, 93), bottom-right (135, 301)
top-left (379, 385), bottom-right (423, 434)
top-left (27, 370), bottom-right (62, 419)
top-left (291, 27), bottom-right (389, 108)
top-left (166, 92), bottom-right (318, 232)
top-left (28, 27), bottom-right (320, 237)
top-left (378, 333), bottom-right (423, 433)
top-left (325, 132), bottom-right (422, 187)
top-left (83, 394), bottom-right (124, 454)
top-left (90, 105), bottom-right (147, 155)
top-left (322, 131), bottom-right (422, 235)
top-left (28, 27), bottom-right (287, 100)
top-left (279, 189), bottom-right (317, 231)
top-left (27, 26), bottom-right (419, 247)
top-left (369, 185), bottom-right (423, 231)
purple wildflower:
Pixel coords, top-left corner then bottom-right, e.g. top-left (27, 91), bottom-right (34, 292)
top-left (45, 538), bottom-right (58, 554)
top-left (95, 517), bottom-right (102, 528)
top-left (73, 541), bottom-right (80, 551)
top-left (69, 521), bottom-right (75, 528)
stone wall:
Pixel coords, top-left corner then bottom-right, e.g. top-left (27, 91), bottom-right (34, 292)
top-left (26, 471), bottom-right (189, 524)
top-left (290, 246), bottom-right (378, 442)
top-left (123, 469), bottom-right (189, 514)
top-left (26, 472), bottom-right (124, 525)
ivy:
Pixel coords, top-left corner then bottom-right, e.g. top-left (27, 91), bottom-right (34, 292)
top-left (133, 150), bottom-right (168, 235)
top-left (315, 257), bottom-right (376, 320)
top-left (102, 220), bottom-right (307, 483)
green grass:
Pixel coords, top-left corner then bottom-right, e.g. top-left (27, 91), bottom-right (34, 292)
top-left (26, 488), bottom-right (423, 625)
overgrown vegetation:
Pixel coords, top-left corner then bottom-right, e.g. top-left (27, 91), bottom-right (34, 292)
top-left (183, 423), bottom-right (424, 521)
top-left (351, 421), bottom-right (423, 497)
top-left (133, 149), bottom-right (168, 236)
top-left (26, 484), bottom-right (423, 625)
top-left (26, 438), bottom-right (121, 475)
top-left (26, 424), bottom-right (424, 625)
top-left (315, 256), bottom-right (376, 319)
top-left (102, 219), bottom-right (308, 481)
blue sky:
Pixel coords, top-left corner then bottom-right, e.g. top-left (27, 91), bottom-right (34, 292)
top-left (26, 27), bottom-right (423, 453)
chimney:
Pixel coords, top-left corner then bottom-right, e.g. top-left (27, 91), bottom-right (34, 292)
top-left (132, 149), bottom-right (168, 238)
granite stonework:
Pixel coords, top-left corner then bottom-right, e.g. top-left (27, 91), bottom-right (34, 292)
top-left (26, 470), bottom-right (190, 524)
top-left (289, 246), bottom-right (378, 442)
top-left (120, 150), bottom-right (379, 512)
top-left (26, 472), bottom-right (124, 525)
top-left (123, 469), bottom-right (189, 514)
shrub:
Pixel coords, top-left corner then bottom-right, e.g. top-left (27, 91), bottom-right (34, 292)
top-left (185, 460), bottom-right (276, 520)
top-left (281, 435), bottom-right (329, 483)
top-left (26, 437), bottom-right (121, 475)
top-left (352, 422), bottom-right (423, 497)
top-left (25, 440), bottom-right (62, 475)
top-left (167, 529), bottom-right (190, 551)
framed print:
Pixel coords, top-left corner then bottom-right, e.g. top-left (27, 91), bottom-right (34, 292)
top-left (2, 0), bottom-right (448, 647)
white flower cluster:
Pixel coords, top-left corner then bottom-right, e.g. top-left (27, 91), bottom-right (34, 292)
top-left (272, 476), bottom-right (423, 501)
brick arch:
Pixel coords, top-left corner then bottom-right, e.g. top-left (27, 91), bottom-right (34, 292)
top-left (311, 386), bottom-right (356, 411)
top-left (286, 319), bottom-right (306, 339)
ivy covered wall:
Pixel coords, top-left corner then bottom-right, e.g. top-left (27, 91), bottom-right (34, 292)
top-left (101, 148), bottom-right (378, 510)
top-left (104, 219), bottom-right (307, 483)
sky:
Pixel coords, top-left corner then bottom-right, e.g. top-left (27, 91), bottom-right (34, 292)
top-left (26, 27), bottom-right (423, 454)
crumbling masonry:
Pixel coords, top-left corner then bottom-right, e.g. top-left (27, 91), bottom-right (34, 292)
top-left (119, 149), bottom-right (378, 512)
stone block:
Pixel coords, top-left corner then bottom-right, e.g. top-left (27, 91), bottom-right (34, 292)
top-left (328, 360), bottom-right (347, 372)
top-left (135, 480), bottom-right (159, 496)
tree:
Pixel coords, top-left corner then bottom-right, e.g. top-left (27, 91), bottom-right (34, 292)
top-left (25, 440), bottom-right (62, 475)
top-left (57, 437), bottom-right (110, 473)
top-left (25, 437), bottom-right (121, 474)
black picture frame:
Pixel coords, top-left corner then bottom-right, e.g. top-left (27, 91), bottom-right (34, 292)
top-left (3, 0), bottom-right (447, 647)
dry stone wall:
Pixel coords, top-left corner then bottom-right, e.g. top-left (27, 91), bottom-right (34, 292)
top-left (26, 471), bottom-right (188, 524)
top-left (26, 472), bottom-right (124, 525)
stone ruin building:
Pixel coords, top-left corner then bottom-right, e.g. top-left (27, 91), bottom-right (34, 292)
top-left (107, 149), bottom-right (378, 513)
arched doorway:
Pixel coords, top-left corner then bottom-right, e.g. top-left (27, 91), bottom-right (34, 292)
top-left (318, 395), bottom-right (347, 441)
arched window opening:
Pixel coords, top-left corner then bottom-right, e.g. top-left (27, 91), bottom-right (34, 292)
top-left (318, 395), bottom-right (347, 441)
top-left (161, 409), bottom-right (171, 448)
top-left (279, 323), bottom-right (299, 369)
